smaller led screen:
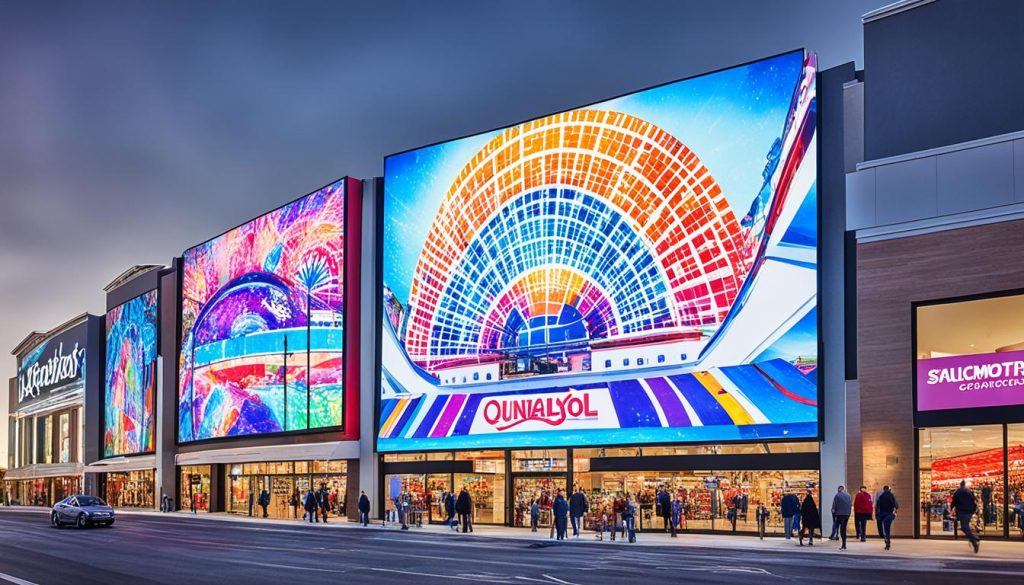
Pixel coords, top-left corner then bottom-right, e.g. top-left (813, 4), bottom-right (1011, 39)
top-left (104, 290), bottom-right (158, 456)
top-left (916, 293), bottom-right (1024, 412)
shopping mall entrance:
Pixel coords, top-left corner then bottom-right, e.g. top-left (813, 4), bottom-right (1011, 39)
top-left (913, 291), bottom-right (1024, 540)
top-left (225, 461), bottom-right (348, 520)
top-left (381, 443), bottom-right (819, 534)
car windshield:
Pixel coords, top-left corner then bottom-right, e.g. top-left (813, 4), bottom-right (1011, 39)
top-left (76, 496), bottom-right (106, 507)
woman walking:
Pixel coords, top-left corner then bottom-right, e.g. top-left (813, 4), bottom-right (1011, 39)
top-left (798, 487), bottom-right (821, 546)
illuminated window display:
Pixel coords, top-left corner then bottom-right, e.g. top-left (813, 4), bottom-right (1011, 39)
top-left (179, 466), bottom-right (211, 512)
top-left (179, 181), bottom-right (346, 442)
top-left (915, 291), bottom-right (1024, 539)
top-left (104, 470), bottom-right (155, 508)
top-left (380, 50), bottom-right (819, 451)
top-left (225, 460), bottom-right (347, 519)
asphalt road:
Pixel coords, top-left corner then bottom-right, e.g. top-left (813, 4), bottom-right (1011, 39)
top-left (0, 509), bottom-right (1022, 585)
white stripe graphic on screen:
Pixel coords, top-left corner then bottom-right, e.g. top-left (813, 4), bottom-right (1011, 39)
top-left (638, 378), bottom-right (670, 427)
top-left (664, 376), bottom-right (703, 427)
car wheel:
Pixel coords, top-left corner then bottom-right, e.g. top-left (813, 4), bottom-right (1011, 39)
top-left (51, 512), bottom-right (62, 528)
top-left (77, 513), bottom-right (88, 529)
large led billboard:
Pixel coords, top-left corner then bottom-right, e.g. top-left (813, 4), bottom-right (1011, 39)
top-left (178, 180), bottom-right (347, 442)
top-left (104, 290), bottom-right (158, 457)
top-left (379, 50), bottom-right (819, 452)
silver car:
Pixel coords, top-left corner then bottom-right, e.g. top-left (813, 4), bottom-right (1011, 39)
top-left (51, 495), bottom-right (116, 528)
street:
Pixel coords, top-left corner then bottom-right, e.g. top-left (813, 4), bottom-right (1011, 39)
top-left (1, 508), bottom-right (1022, 585)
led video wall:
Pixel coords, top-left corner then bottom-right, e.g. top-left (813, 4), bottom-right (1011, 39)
top-left (104, 290), bottom-right (158, 457)
top-left (379, 50), bottom-right (820, 451)
top-left (178, 181), bottom-right (346, 442)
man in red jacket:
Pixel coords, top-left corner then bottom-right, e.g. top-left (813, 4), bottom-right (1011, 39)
top-left (853, 485), bottom-right (873, 543)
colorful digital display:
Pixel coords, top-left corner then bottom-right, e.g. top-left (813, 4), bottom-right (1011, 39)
top-left (17, 323), bottom-right (88, 412)
top-left (380, 51), bottom-right (819, 451)
top-left (178, 181), bottom-right (346, 442)
top-left (104, 290), bottom-right (158, 456)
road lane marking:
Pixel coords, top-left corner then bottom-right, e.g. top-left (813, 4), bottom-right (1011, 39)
top-left (542, 575), bottom-right (581, 585)
top-left (0, 572), bottom-right (39, 585)
top-left (223, 560), bottom-right (348, 574)
top-left (370, 568), bottom-right (512, 582)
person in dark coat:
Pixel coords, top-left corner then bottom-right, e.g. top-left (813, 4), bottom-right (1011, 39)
top-left (951, 480), bottom-right (980, 553)
top-left (318, 484), bottom-right (330, 523)
top-left (568, 487), bottom-right (588, 538)
top-left (258, 489), bottom-right (270, 518)
top-left (455, 487), bottom-right (473, 533)
top-left (657, 488), bottom-right (672, 532)
top-left (780, 491), bottom-right (800, 539)
top-left (798, 487), bottom-right (820, 546)
top-left (304, 488), bottom-right (320, 523)
top-left (552, 490), bottom-right (570, 540)
top-left (875, 485), bottom-right (899, 550)
top-left (358, 490), bottom-right (371, 527)
top-left (444, 491), bottom-right (457, 530)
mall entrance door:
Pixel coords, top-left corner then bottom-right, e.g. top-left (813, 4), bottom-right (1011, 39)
top-left (512, 475), bottom-right (567, 529)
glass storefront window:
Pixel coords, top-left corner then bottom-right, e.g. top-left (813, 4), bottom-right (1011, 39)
top-left (1009, 425), bottom-right (1024, 535)
top-left (511, 450), bottom-right (566, 472)
top-left (573, 469), bottom-right (818, 534)
top-left (105, 470), bottom-right (155, 508)
top-left (918, 425), bottom-right (1005, 537)
top-left (44, 416), bottom-right (53, 464)
top-left (179, 465), bottom-right (211, 512)
top-left (225, 460), bottom-right (347, 519)
top-left (58, 413), bottom-right (70, 464)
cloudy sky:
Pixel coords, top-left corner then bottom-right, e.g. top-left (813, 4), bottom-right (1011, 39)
top-left (0, 0), bottom-right (888, 463)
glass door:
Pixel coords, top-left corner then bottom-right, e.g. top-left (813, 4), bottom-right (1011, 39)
top-left (512, 475), bottom-right (566, 528)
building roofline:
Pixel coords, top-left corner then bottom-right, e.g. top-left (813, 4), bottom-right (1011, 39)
top-left (863, 0), bottom-right (935, 24)
top-left (103, 264), bottom-right (165, 293)
top-left (11, 313), bottom-right (93, 357)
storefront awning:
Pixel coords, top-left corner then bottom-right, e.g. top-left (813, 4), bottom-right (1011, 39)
top-left (83, 455), bottom-right (156, 474)
top-left (4, 463), bottom-right (83, 481)
top-left (175, 441), bottom-right (360, 466)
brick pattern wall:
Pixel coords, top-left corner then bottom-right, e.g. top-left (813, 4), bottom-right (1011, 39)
top-left (856, 219), bottom-right (1024, 537)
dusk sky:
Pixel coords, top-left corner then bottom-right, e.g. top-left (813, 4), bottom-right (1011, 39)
top-left (0, 0), bottom-right (887, 462)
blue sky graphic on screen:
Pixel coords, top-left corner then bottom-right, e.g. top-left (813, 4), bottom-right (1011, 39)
top-left (380, 50), bottom-right (818, 451)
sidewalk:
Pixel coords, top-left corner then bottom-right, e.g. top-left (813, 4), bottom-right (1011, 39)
top-left (95, 506), bottom-right (1023, 562)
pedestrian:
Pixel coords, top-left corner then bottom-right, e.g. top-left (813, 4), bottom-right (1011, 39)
top-left (530, 499), bottom-right (540, 532)
top-left (623, 495), bottom-right (638, 543)
top-left (875, 485), bottom-right (898, 550)
top-left (831, 485), bottom-right (852, 550)
top-left (951, 480), bottom-right (980, 553)
top-left (456, 487), bottom-right (473, 533)
top-left (755, 502), bottom-right (769, 540)
top-left (671, 495), bottom-right (683, 538)
top-left (190, 492), bottom-right (197, 514)
top-left (248, 491), bottom-right (254, 517)
top-left (569, 486), bottom-right (588, 539)
top-left (445, 491), bottom-right (457, 530)
top-left (319, 484), bottom-right (330, 523)
top-left (658, 488), bottom-right (672, 532)
top-left (798, 487), bottom-right (820, 546)
top-left (597, 507), bottom-right (608, 541)
top-left (258, 489), bottom-right (270, 518)
top-left (780, 490), bottom-right (799, 539)
top-left (553, 489), bottom-right (569, 540)
top-left (305, 488), bottom-right (320, 523)
top-left (396, 493), bottom-right (409, 530)
top-left (161, 493), bottom-right (169, 513)
top-left (853, 485), bottom-right (873, 542)
top-left (358, 490), bottom-right (371, 527)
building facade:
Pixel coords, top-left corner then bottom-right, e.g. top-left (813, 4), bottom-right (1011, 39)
top-left (845, 0), bottom-right (1024, 539)
top-left (4, 0), bottom-right (1023, 545)
top-left (5, 315), bottom-right (102, 507)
